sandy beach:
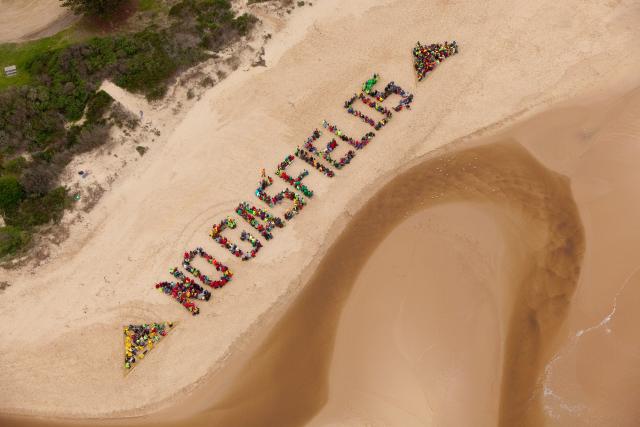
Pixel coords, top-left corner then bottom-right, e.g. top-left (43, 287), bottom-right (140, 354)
top-left (0, 0), bottom-right (77, 43)
top-left (1, 0), bottom-right (640, 425)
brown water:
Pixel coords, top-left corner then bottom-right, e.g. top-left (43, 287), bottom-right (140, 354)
top-left (1, 137), bottom-right (585, 427)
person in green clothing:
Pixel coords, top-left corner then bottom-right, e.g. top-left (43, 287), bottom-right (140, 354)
top-left (362, 73), bottom-right (379, 94)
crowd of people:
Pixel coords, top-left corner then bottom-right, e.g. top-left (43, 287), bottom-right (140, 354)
top-left (413, 40), bottom-right (459, 81)
top-left (365, 80), bottom-right (414, 112)
top-left (344, 92), bottom-right (391, 130)
top-left (275, 154), bottom-right (314, 197)
top-left (322, 120), bottom-right (376, 150)
top-left (299, 128), bottom-right (356, 170)
top-left (361, 73), bottom-right (415, 113)
top-left (134, 49), bottom-right (459, 376)
top-left (362, 74), bottom-right (379, 94)
top-left (151, 63), bottom-right (445, 321)
top-left (124, 322), bottom-right (174, 370)
top-left (155, 274), bottom-right (209, 315)
top-left (236, 202), bottom-right (285, 240)
top-left (256, 173), bottom-right (306, 220)
top-left (182, 247), bottom-right (233, 288)
top-left (295, 146), bottom-right (336, 177)
top-left (155, 251), bottom-right (232, 314)
top-left (210, 217), bottom-right (262, 261)
top-left (240, 230), bottom-right (262, 252)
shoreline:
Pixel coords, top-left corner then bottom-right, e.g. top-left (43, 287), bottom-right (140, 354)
top-left (1, 0), bottom-right (639, 422)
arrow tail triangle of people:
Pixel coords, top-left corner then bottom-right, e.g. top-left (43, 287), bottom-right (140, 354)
top-left (124, 322), bottom-right (175, 372)
top-left (413, 40), bottom-right (459, 81)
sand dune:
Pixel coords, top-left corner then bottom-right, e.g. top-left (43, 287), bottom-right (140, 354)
top-left (0, 0), bottom-right (639, 424)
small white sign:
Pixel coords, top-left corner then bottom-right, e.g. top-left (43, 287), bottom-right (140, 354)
top-left (4, 65), bottom-right (17, 77)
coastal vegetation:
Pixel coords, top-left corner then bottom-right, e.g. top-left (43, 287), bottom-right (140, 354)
top-left (0, 0), bottom-right (258, 259)
top-left (60, 0), bottom-right (130, 18)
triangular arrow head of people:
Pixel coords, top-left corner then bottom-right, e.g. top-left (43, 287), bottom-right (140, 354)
top-left (413, 40), bottom-right (459, 81)
top-left (124, 322), bottom-right (175, 372)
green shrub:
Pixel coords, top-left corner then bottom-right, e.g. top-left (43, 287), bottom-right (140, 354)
top-left (0, 175), bottom-right (24, 215)
top-left (86, 90), bottom-right (114, 123)
top-left (32, 149), bottom-right (55, 163)
top-left (72, 123), bottom-right (111, 153)
top-left (13, 187), bottom-right (68, 227)
top-left (234, 13), bottom-right (259, 36)
top-left (112, 30), bottom-right (179, 98)
top-left (138, 0), bottom-right (160, 11)
top-left (2, 157), bottom-right (27, 175)
top-left (0, 226), bottom-right (28, 258)
top-left (60, 0), bottom-right (129, 18)
top-left (109, 103), bottom-right (140, 129)
top-left (19, 165), bottom-right (56, 196)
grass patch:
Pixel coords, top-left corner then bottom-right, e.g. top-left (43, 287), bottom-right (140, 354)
top-left (138, 0), bottom-right (161, 11)
top-left (0, 29), bottom-right (77, 91)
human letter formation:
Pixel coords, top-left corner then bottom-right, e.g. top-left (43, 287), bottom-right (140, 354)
top-left (154, 41), bottom-right (458, 315)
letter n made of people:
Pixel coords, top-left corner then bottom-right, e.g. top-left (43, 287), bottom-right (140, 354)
top-left (154, 269), bottom-right (211, 315)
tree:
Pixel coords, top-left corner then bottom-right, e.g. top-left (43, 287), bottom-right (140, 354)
top-left (59, 0), bottom-right (129, 18)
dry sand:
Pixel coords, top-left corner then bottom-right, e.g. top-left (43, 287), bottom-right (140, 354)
top-left (0, 0), bottom-right (77, 43)
top-left (1, 0), bottom-right (640, 424)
